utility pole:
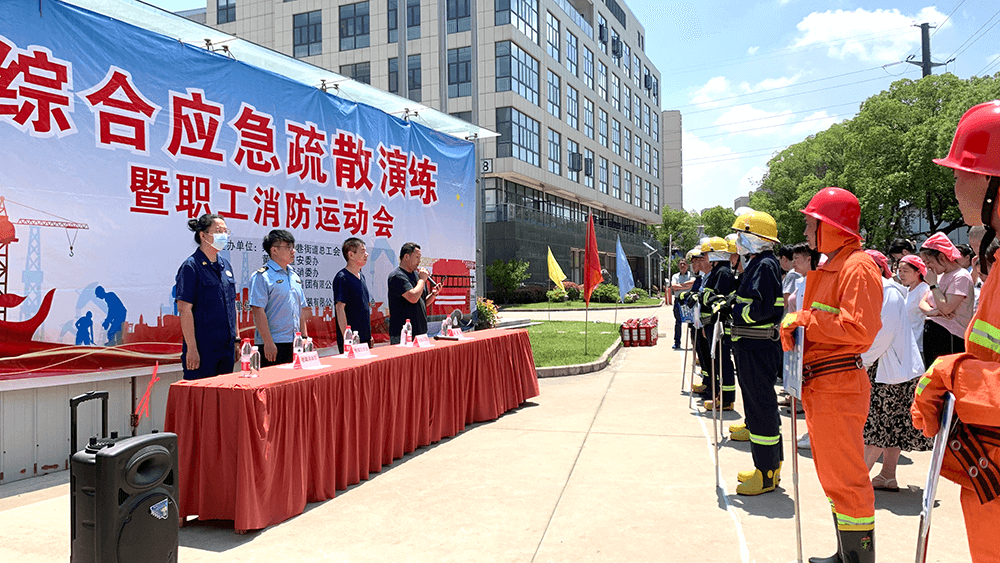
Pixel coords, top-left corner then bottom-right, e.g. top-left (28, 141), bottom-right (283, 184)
top-left (906, 22), bottom-right (949, 77)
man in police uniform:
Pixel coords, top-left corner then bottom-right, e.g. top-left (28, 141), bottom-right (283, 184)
top-left (250, 229), bottom-right (309, 367)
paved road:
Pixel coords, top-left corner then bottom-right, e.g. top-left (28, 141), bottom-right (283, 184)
top-left (0, 304), bottom-right (972, 562)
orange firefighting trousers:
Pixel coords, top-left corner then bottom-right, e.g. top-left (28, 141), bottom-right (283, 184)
top-left (961, 487), bottom-right (1000, 563)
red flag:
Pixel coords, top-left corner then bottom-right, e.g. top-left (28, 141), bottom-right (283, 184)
top-left (583, 214), bottom-right (603, 304)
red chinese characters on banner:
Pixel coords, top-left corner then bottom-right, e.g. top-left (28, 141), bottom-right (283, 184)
top-left (219, 182), bottom-right (249, 221)
top-left (79, 67), bottom-right (161, 154)
top-left (286, 120), bottom-right (329, 185)
top-left (342, 200), bottom-right (368, 235)
top-left (372, 205), bottom-right (395, 238)
top-left (377, 144), bottom-right (408, 199)
top-left (0, 43), bottom-right (76, 137)
top-left (408, 155), bottom-right (439, 206)
top-left (315, 196), bottom-right (342, 233)
top-left (175, 173), bottom-right (212, 218)
top-left (332, 130), bottom-right (374, 192)
top-left (230, 103), bottom-right (281, 175)
top-left (253, 185), bottom-right (281, 227)
top-left (129, 165), bottom-right (170, 215)
top-left (285, 190), bottom-right (311, 229)
top-left (164, 88), bottom-right (225, 164)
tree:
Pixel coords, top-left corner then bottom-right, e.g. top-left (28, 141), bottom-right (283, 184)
top-left (700, 206), bottom-right (737, 238)
top-left (658, 207), bottom-right (699, 255)
top-left (485, 258), bottom-right (530, 302)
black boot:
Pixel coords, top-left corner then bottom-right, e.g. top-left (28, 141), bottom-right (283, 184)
top-left (840, 527), bottom-right (875, 563)
top-left (808, 514), bottom-right (842, 563)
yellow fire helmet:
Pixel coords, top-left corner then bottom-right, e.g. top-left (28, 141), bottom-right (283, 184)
top-left (686, 247), bottom-right (703, 260)
top-left (724, 233), bottom-right (739, 254)
top-left (732, 210), bottom-right (780, 243)
top-left (700, 236), bottom-right (729, 253)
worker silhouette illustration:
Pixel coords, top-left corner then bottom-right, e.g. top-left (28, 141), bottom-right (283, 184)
top-left (74, 311), bottom-right (94, 346)
top-left (94, 285), bottom-right (126, 346)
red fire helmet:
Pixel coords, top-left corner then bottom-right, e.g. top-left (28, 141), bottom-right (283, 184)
top-left (934, 100), bottom-right (1000, 177)
top-left (800, 187), bottom-right (862, 238)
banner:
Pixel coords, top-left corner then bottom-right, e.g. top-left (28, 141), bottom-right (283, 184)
top-left (0, 0), bottom-right (476, 379)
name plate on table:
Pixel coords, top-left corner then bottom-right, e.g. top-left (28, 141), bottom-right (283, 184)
top-left (415, 334), bottom-right (434, 347)
top-left (352, 342), bottom-right (373, 358)
top-left (293, 351), bottom-right (323, 369)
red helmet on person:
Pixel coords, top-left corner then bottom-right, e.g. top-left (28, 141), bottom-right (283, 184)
top-left (933, 101), bottom-right (1000, 177)
top-left (800, 187), bottom-right (862, 239)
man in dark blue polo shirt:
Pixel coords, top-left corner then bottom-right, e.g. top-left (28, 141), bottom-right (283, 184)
top-left (388, 242), bottom-right (440, 344)
top-left (175, 213), bottom-right (239, 380)
top-left (334, 237), bottom-right (372, 353)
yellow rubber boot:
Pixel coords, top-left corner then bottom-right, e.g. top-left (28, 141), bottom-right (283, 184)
top-left (736, 468), bottom-right (778, 495)
top-left (729, 426), bottom-right (751, 441)
top-left (738, 462), bottom-right (781, 484)
top-left (692, 383), bottom-right (708, 393)
top-left (702, 399), bottom-right (735, 411)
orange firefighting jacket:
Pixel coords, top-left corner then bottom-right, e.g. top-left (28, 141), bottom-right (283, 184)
top-left (799, 238), bottom-right (883, 366)
top-left (913, 249), bottom-right (1000, 503)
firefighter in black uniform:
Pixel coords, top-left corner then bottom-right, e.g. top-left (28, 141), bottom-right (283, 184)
top-left (698, 236), bottom-right (737, 410)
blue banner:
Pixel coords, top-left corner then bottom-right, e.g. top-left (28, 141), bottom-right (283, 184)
top-left (0, 0), bottom-right (476, 379)
top-left (615, 236), bottom-right (635, 303)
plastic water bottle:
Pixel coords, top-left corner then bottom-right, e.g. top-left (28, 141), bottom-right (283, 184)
top-left (441, 316), bottom-right (451, 336)
top-left (249, 346), bottom-right (260, 377)
top-left (240, 338), bottom-right (253, 376)
top-left (404, 319), bottom-right (413, 345)
top-left (304, 337), bottom-right (314, 353)
top-left (293, 331), bottom-right (304, 354)
top-left (344, 325), bottom-right (354, 358)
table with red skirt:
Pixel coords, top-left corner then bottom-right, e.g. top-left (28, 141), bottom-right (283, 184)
top-left (163, 329), bottom-right (539, 532)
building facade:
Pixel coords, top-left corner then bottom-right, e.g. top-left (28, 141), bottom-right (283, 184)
top-left (199, 0), bottom-right (681, 290)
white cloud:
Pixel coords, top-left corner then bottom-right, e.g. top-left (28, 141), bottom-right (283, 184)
top-left (738, 74), bottom-right (801, 94)
top-left (690, 76), bottom-right (731, 108)
top-left (790, 111), bottom-right (840, 136)
top-left (792, 7), bottom-right (949, 63)
top-left (747, 46), bottom-right (760, 55)
top-left (715, 105), bottom-right (794, 136)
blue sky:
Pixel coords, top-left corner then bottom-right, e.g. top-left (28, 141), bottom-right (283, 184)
top-left (145, 0), bottom-right (1000, 213)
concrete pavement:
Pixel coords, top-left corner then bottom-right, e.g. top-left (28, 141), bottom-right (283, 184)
top-left (0, 304), bottom-right (973, 562)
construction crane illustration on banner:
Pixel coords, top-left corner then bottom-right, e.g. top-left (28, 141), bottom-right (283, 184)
top-left (0, 196), bottom-right (89, 322)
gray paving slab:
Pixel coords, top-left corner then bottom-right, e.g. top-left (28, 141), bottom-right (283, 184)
top-left (0, 309), bottom-right (975, 562)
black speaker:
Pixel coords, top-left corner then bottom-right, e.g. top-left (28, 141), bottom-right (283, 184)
top-left (70, 417), bottom-right (178, 563)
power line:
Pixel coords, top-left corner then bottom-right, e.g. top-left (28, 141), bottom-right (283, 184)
top-left (684, 101), bottom-right (864, 132)
top-left (695, 112), bottom-right (853, 140)
top-left (946, 7), bottom-right (1000, 60)
top-left (978, 53), bottom-right (1000, 77)
top-left (931, 0), bottom-right (966, 37)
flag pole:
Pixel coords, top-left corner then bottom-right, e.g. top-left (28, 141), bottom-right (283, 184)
top-left (548, 280), bottom-right (552, 321)
top-left (585, 301), bottom-right (589, 355)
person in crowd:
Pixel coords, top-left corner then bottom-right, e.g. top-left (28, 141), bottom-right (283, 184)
top-left (175, 213), bottom-right (239, 380)
top-left (897, 255), bottom-right (930, 361)
top-left (781, 187), bottom-right (882, 563)
top-left (888, 238), bottom-right (917, 266)
top-left (785, 242), bottom-right (819, 444)
top-left (912, 100), bottom-right (1000, 563)
top-left (334, 237), bottom-right (372, 354)
top-left (250, 229), bottom-right (309, 367)
top-left (388, 242), bottom-right (440, 344)
top-left (669, 258), bottom-right (694, 350)
top-left (860, 250), bottom-right (933, 493)
top-left (778, 244), bottom-right (800, 314)
top-left (726, 233), bottom-right (742, 275)
top-left (696, 237), bottom-right (736, 411)
top-left (682, 248), bottom-right (708, 390)
top-left (957, 243), bottom-right (976, 272)
top-left (918, 232), bottom-right (974, 366)
top-left (724, 211), bottom-right (785, 495)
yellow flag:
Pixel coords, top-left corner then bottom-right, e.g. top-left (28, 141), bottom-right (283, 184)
top-left (547, 247), bottom-right (567, 290)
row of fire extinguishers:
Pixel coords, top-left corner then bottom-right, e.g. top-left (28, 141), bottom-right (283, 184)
top-left (620, 317), bottom-right (659, 347)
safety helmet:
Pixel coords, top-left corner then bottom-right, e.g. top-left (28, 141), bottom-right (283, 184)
top-left (700, 236), bottom-right (728, 253)
top-left (731, 210), bottom-right (780, 243)
top-left (686, 247), bottom-right (702, 260)
top-left (933, 101), bottom-right (1000, 177)
top-left (800, 187), bottom-right (862, 239)
top-left (724, 233), bottom-right (738, 254)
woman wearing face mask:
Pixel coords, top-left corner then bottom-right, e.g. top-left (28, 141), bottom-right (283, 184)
top-left (897, 255), bottom-right (930, 363)
top-left (918, 232), bottom-right (974, 367)
top-left (175, 213), bottom-right (240, 380)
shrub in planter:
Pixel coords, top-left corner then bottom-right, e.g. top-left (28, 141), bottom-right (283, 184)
top-left (511, 285), bottom-right (548, 303)
top-left (547, 288), bottom-right (568, 302)
top-left (563, 281), bottom-right (582, 301)
top-left (591, 283), bottom-right (620, 303)
top-left (627, 287), bottom-right (650, 300)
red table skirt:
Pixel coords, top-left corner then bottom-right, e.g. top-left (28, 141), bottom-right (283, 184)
top-left (164, 329), bottom-right (539, 531)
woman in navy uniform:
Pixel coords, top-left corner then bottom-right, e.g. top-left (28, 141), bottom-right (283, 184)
top-left (175, 213), bottom-right (239, 380)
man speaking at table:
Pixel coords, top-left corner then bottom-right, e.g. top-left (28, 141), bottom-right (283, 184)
top-left (388, 242), bottom-right (441, 344)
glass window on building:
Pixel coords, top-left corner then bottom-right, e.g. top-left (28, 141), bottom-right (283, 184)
top-left (584, 147), bottom-right (594, 189)
top-left (624, 171), bottom-right (632, 205)
top-left (633, 93), bottom-right (641, 128)
top-left (339, 3), bottom-right (369, 51)
top-left (623, 86), bottom-right (631, 121)
top-left (598, 109), bottom-right (607, 148)
top-left (644, 141), bottom-right (650, 173)
top-left (388, 0), bottom-right (398, 43)
top-left (388, 57), bottom-right (398, 93)
top-left (548, 129), bottom-right (561, 175)
top-left (407, 54), bottom-right (421, 102)
top-left (623, 128), bottom-right (631, 162)
top-left (638, 31), bottom-right (644, 51)
top-left (653, 184), bottom-right (659, 214)
top-left (447, 46), bottom-right (472, 98)
top-left (406, 0), bottom-right (420, 40)
top-left (612, 164), bottom-right (620, 198)
top-left (294, 10), bottom-right (322, 58)
top-left (611, 119), bottom-right (620, 155)
top-left (598, 13), bottom-right (607, 54)
top-left (583, 46), bottom-right (594, 89)
top-left (495, 41), bottom-right (539, 105)
top-left (611, 73), bottom-right (620, 112)
top-left (633, 54), bottom-right (641, 86)
top-left (653, 149), bottom-right (659, 178)
top-left (495, 0), bottom-right (538, 45)
top-left (597, 61), bottom-right (607, 101)
top-left (339, 62), bottom-right (371, 84)
top-left (217, 0), bottom-right (235, 24)
top-left (450, 111), bottom-right (473, 122)
top-left (566, 32), bottom-right (578, 76)
top-left (447, 0), bottom-right (471, 33)
top-left (622, 42), bottom-right (630, 75)
top-left (599, 157), bottom-right (608, 194)
top-left (546, 12), bottom-right (560, 61)
top-left (633, 135), bottom-right (641, 167)
top-left (583, 97), bottom-right (594, 139)
top-left (547, 70), bottom-right (560, 118)
top-left (634, 174), bottom-right (642, 208)
top-left (644, 180), bottom-right (651, 211)
top-left (643, 104), bottom-right (651, 135)
top-left (496, 107), bottom-right (540, 167)
top-left (566, 86), bottom-right (578, 130)
top-left (568, 139), bottom-right (579, 183)
top-left (652, 113), bottom-right (659, 142)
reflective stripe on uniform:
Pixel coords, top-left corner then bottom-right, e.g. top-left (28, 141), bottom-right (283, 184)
top-left (835, 512), bottom-right (875, 531)
top-left (915, 375), bottom-right (933, 396)
top-left (741, 305), bottom-right (754, 324)
top-left (722, 384), bottom-right (737, 392)
top-left (750, 432), bottom-right (780, 446)
top-left (774, 297), bottom-right (784, 307)
top-left (811, 301), bottom-right (840, 314)
top-left (969, 319), bottom-right (1000, 354)
top-left (736, 295), bottom-right (753, 303)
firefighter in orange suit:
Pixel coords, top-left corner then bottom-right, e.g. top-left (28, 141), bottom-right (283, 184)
top-left (911, 101), bottom-right (1000, 563)
top-left (780, 187), bottom-right (883, 563)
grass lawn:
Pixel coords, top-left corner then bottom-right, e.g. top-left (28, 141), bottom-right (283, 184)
top-left (526, 321), bottom-right (621, 367)
top-left (503, 297), bottom-right (662, 310)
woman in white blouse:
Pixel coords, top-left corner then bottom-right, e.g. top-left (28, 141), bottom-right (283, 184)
top-left (897, 255), bottom-right (930, 360)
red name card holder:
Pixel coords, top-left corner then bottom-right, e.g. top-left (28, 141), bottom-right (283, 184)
top-left (292, 351), bottom-right (324, 369)
top-left (415, 334), bottom-right (434, 347)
